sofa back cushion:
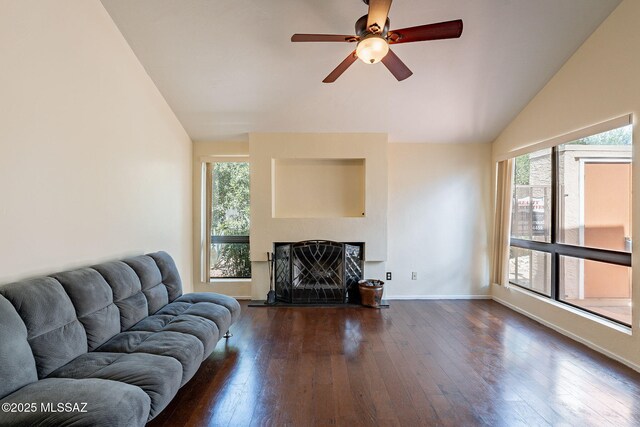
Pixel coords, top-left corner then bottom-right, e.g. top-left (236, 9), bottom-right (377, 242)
top-left (0, 295), bottom-right (38, 399)
top-left (148, 251), bottom-right (183, 303)
top-left (0, 278), bottom-right (87, 378)
top-left (123, 255), bottom-right (169, 315)
top-left (92, 261), bottom-right (148, 331)
top-left (53, 268), bottom-right (120, 351)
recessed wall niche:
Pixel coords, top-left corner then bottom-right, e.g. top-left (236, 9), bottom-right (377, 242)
top-left (272, 158), bottom-right (365, 218)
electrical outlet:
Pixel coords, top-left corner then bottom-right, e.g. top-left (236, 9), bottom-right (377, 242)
top-left (411, 272), bottom-right (417, 280)
top-left (386, 272), bottom-right (392, 280)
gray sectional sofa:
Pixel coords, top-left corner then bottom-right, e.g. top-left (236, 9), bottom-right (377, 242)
top-left (0, 251), bottom-right (240, 426)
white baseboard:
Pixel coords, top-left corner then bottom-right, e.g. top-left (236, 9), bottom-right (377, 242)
top-left (492, 295), bottom-right (640, 374)
top-left (385, 294), bottom-right (492, 300)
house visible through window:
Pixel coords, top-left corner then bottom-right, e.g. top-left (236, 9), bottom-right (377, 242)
top-left (210, 161), bottom-right (251, 279)
top-left (509, 124), bottom-right (632, 325)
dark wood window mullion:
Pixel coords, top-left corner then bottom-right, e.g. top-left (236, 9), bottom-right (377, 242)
top-left (510, 239), bottom-right (630, 266)
top-left (551, 146), bottom-right (559, 301)
top-left (510, 239), bottom-right (552, 252)
top-left (511, 239), bottom-right (630, 265)
top-left (211, 235), bottom-right (250, 244)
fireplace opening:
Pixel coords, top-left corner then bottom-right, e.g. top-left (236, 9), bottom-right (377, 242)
top-left (274, 240), bottom-right (364, 304)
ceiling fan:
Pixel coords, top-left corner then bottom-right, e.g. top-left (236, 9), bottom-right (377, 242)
top-left (291, 0), bottom-right (463, 83)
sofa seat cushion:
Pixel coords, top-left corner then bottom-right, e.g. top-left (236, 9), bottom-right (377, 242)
top-left (0, 378), bottom-right (150, 427)
top-left (156, 300), bottom-right (232, 339)
top-left (48, 352), bottom-right (181, 420)
top-left (176, 293), bottom-right (241, 324)
top-left (129, 314), bottom-right (220, 361)
top-left (96, 331), bottom-right (203, 386)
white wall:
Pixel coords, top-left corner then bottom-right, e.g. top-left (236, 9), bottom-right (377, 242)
top-left (0, 1), bottom-right (193, 289)
top-left (386, 143), bottom-right (492, 299)
top-left (491, 0), bottom-right (640, 369)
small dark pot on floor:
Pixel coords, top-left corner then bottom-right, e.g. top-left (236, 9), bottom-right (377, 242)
top-left (358, 279), bottom-right (384, 308)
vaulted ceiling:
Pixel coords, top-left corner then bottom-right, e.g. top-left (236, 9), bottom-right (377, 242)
top-left (101, 0), bottom-right (620, 143)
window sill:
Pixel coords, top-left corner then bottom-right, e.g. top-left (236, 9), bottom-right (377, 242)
top-left (209, 278), bottom-right (252, 283)
top-left (503, 283), bottom-right (632, 335)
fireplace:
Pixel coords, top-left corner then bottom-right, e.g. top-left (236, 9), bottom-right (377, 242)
top-left (273, 240), bottom-right (364, 304)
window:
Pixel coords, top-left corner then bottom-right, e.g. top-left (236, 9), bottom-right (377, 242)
top-left (509, 247), bottom-right (551, 296)
top-left (511, 148), bottom-right (552, 243)
top-left (209, 162), bottom-right (251, 279)
top-left (509, 124), bottom-right (632, 325)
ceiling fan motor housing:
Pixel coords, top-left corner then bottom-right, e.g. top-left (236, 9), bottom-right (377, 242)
top-left (355, 14), bottom-right (390, 36)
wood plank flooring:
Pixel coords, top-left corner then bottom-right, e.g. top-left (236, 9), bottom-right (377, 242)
top-left (149, 300), bottom-right (640, 426)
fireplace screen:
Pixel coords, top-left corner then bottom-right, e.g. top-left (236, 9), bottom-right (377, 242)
top-left (274, 241), bottom-right (364, 304)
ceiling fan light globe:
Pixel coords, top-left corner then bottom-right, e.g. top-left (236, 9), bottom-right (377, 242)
top-left (356, 35), bottom-right (389, 64)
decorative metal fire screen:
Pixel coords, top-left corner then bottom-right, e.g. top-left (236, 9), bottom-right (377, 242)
top-left (274, 241), bottom-right (364, 304)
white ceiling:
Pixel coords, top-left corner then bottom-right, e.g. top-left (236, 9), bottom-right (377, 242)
top-left (101, 0), bottom-right (620, 144)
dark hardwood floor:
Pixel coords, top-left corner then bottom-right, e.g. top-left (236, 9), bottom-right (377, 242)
top-left (149, 300), bottom-right (640, 426)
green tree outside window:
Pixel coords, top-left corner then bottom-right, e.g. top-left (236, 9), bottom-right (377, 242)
top-left (211, 162), bottom-right (251, 278)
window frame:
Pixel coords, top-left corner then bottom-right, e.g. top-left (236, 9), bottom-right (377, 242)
top-left (207, 159), bottom-right (251, 280)
top-left (509, 126), bottom-right (632, 326)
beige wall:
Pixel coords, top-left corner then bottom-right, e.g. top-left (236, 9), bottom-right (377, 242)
top-left (249, 133), bottom-right (388, 300)
top-left (491, 0), bottom-right (640, 369)
top-left (387, 143), bottom-right (492, 298)
top-left (193, 138), bottom-right (494, 302)
top-left (0, 0), bottom-right (193, 289)
top-left (194, 135), bottom-right (388, 300)
top-left (273, 159), bottom-right (366, 219)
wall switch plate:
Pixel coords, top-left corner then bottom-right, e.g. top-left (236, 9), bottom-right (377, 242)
top-left (411, 272), bottom-right (417, 280)
top-left (386, 272), bottom-right (392, 280)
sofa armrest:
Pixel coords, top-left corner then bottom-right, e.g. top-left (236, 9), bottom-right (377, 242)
top-left (176, 292), bottom-right (241, 324)
top-left (0, 378), bottom-right (150, 427)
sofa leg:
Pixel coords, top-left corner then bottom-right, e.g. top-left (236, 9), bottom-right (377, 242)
top-left (223, 330), bottom-right (233, 339)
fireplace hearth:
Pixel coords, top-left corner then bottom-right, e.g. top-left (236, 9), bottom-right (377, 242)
top-left (273, 240), bottom-right (364, 304)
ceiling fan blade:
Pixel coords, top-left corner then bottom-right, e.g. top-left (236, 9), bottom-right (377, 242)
top-left (367, 0), bottom-right (392, 33)
top-left (381, 49), bottom-right (412, 81)
top-left (388, 19), bottom-right (463, 44)
top-left (323, 51), bottom-right (357, 83)
top-left (291, 34), bottom-right (357, 43)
